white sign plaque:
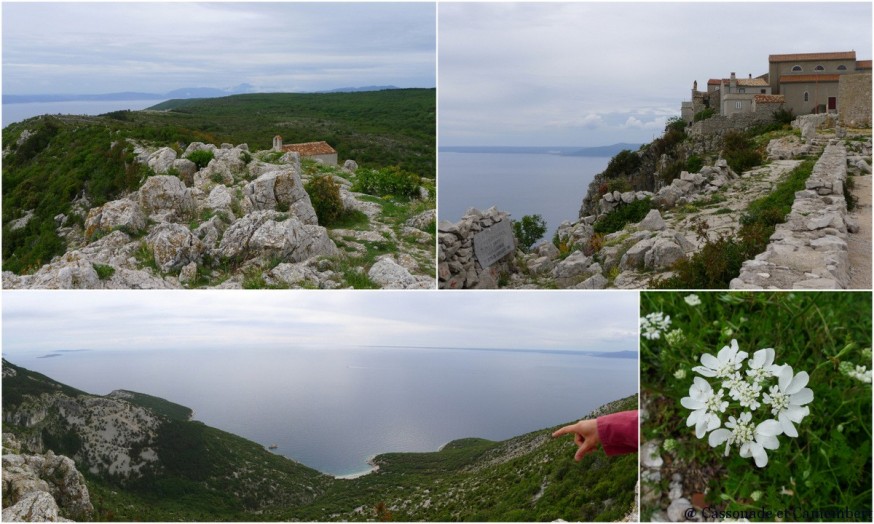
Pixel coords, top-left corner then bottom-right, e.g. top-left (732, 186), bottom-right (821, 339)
top-left (473, 219), bottom-right (515, 268)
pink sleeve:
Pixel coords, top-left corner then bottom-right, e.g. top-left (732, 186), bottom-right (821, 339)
top-left (596, 410), bottom-right (639, 456)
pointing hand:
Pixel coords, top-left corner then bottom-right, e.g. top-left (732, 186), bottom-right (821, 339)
top-left (552, 419), bottom-right (600, 461)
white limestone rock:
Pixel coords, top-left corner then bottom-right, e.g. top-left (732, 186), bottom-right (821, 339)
top-left (368, 257), bottom-right (417, 289)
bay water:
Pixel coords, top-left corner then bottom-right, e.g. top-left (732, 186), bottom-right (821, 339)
top-left (438, 152), bottom-right (610, 238)
top-left (9, 347), bottom-right (637, 477)
top-left (2, 100), bottom-right (164, 127)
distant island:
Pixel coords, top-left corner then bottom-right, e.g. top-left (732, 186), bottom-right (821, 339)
top-left (439, 143), bottom-right (642, 157)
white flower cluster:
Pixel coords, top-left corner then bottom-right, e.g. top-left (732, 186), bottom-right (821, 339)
top-left (839, 361), bottom-right (872, 384)
top-left (681, 340), bottom-right (813, 468)
top-left (641, 312), bottom-right (671, 340)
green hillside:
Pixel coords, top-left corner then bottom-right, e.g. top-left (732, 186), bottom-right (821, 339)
top-left (2, 89), bottom-right (435, 274)
top-left (2, 360), bottom-right (637, 522)
top-left (108, 389), bottom-right (193, 421)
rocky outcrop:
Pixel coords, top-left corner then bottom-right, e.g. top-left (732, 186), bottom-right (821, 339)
top-left (731, 141), bottom-right (854, 289)
top-left (3, 141), bottom-right (435, 289)
top-left (2, 434), bottom-right (93, 522)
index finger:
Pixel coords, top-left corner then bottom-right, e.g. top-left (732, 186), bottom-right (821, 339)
top-left (552, 424), bottom-right (577, 438)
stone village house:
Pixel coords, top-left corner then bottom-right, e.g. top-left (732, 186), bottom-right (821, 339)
top-left (272, 136), bottom-right (338, 165)
top-left (682, 51), bottom-right (872, 125)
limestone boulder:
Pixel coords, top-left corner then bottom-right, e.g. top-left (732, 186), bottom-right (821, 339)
top-left (84, 199), bottom-right (146, 238)
top-left (638, 209), bottom-right (666, 231)
top-left (138, 175), bottom-right (194, 219)
top-left (147, 147), bottom-right (177, 175)
top-left (645, 238), bottom-right (685, 270)
top-left (217, 211), bottom-right (336, 263)
top-left (243, 169), bottom-right (318, 225)
top-left (368, 257), bottom-right (418, 289)
top-left (343, 159), bottom-right (359, 172)
top-left (145, 224), bottom-right (203, 273)
top-left (172, 158), bottom-right (198, 185)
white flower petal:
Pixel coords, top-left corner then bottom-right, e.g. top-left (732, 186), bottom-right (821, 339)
top-left (784, 404), bottom-right (809, 423)
top-left (708, 428), bottom-right (731, 447)
top-left (751, 349), bottom-right (767, 368)
top-left (739, 442), bottom-right (752, 458)
top-left (778, 364), bottom-right (793, 391)
top-left (758, 434), bottom-right (780, 450)
top-left (750, 442), bottom-right (769, 467)
top-left (778, 412), bottom-right (798, 437)
top-left (681, 397), bottom-right (705, 410)
top-left (692, 366), bottom-right (716, 377)
top-left (687, 410), bottom-right (700, 427)
top-left (695, 417), bottom-right (709, 439)
top-left (706, 413), bottom-right (722, 431)
top-left (790, 387), bottom-right (814, 405)
top-left (736, 351), bottom-right (749, 363)
top-left (700, 353), bottom-right (720, 369)
top-left (756, 419), bottom-right (782, 437)
top-left (786, 371), bottom-right (810, 394)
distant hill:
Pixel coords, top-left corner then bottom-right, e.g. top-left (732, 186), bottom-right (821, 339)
top-left (2, 359), bottom-right (638, 521)
top-left (2, 85), bottom-right (400, 104)
top-left (440, 143), bottom-right (641, 157)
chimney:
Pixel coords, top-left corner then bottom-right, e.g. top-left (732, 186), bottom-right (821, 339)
top-left (730, 72), bottom-right (737, 91)
top-left (749, 73), bottom-right (752, 79)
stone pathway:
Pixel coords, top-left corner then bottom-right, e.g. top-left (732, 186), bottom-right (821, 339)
top-left (847, 174), bottom-right (872, 289)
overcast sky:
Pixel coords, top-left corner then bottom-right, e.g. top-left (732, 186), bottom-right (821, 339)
top-left (2, 2), bottom-right (436, 95)
top-left (439, 1), bottom-right (872, 147)
top-left (2, 291), bottom-right (638, 356)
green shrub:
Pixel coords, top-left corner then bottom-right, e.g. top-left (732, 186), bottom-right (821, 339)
top-left (722, 131), bottom-right (762, 173)
top-left (185, 149), bottom-right (214, 169)
top-left (240, 151), bottom-right (252, 165)
top-left (512, 214), bottom-right (547, 252)
top-left (772, 106), bottom-right (795, 126)
top-left (685, 154), bottom-right (704, 174)
top-left (305, 175), bottom-right (345, 226)
top-left (352, 166), bottom-right (420, 198)
top-left (693, 107), bottom-right (715, 122)
top-left (92, 263), bottom-right (115, 280)
top-left (603, 150), bottom-right (641, 179)
top-left (593, 198), bottom-right (652, 234)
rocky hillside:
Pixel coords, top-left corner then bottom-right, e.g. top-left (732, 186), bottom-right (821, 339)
top-left (3, 134), bottom-right (435, 289)
top-left (443, 114), bottom-right (871, 289)
top-left (1, 359), bottom-right (333, 520)
top-left (2, 360), bottom-right (637, 522)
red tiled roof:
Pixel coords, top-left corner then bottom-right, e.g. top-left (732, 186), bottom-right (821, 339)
top-left (857, 60), bottom-right (872, 70)
top-left (738, 78), bottom-right (769, 87)
top-left (707, 79), bottom-right (722, 86)
top-left (779, 74), bottom-right (841, 84)
top-left (769, 51), bottom-right (856, 63)
top-left (281, 141), bottom-right (337, 155)
top-left (755, 94), bottom-right (785, 103)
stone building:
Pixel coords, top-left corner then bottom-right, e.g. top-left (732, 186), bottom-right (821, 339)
top-left (272, 136), bottom-right (338, 165)
top-left (713, 73), bottom-right (772, 116)
top-left (768, 51), bottom-right (870, 115)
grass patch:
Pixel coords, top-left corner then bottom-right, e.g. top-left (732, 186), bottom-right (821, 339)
top-left (92, 263), bottom-right (115, 280)
top-left (593, 198), bottom-right (652, 234)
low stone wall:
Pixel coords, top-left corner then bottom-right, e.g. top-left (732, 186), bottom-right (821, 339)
top-left (687, 111), bottom-right (774, 138)
top-left (731, 141), bottom-right (852, 289)
top-left (438, 207), bottom-right (517, 289)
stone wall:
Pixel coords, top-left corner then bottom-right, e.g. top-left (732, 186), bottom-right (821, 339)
top-left (438, 207), bottom-right (517, 289)
top-left (731, 141), bottom-right (852, 289)
top-left (838, 72), bottom-right (872, 128)
top-left (687, 110), bottom-right (774, 138)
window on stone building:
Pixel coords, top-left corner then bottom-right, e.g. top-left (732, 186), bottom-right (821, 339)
top-left (735, 101), bottom-right (742, 110)
top-left (761, 89), bottom-right (766, 94)
top-left (814, 65), bottom-right (825, 72)
top-left (804, 92), bottom-right (809, 102)
top-left (837, 65), bottom-right (847, 71)
top-left (738, 88), bottom-right (745, 93)
top-left (792, 65), bottom-right (802, 72)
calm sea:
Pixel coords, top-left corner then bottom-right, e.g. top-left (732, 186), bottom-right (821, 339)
top-left (2, 100), bottom-right (164, 127)
top-left (438, 152), bottom-right (610, 238)
top-left (9, 347), bottom-right (637, 477)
